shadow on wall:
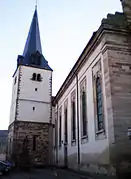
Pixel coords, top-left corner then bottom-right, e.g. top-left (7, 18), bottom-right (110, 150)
top-left (68, 153), bottom-right (78, 169)
top-left (67, 148), bottom-right (112, 175)
top-left (110, 143), bottom-right (131, 173)
top-left (80, 147), bottom-right (109, 165)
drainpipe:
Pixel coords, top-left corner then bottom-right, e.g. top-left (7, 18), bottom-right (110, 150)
top-left (56, 103), bottom-right (59, 164)
top-left (76, 74), bottom-right (80, 168)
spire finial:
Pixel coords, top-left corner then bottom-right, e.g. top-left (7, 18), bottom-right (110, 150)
top-left (35, 0), bottom-right (37, 9)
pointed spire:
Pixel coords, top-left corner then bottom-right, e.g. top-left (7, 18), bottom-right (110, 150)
top-left (23, 8), bottom-right (42, 57)
top-left (15, 7), bottom-right (53, 73)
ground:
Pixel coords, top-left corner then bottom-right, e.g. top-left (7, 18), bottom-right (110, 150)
top-left (1, 168), bottom-right (92, 179)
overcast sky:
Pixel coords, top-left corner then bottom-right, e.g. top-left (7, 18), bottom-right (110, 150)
top-left (0, 0), bottom-right (122, 130)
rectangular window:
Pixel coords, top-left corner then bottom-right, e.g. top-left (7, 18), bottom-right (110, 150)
top-left (71, 91), bottom-right (76, 141)
top-left (33, 136), bottom-right (36, 151)
top-left (80, 78), bottom-right (87, 137)
top-left (59, 108), bottom-right (62, 147)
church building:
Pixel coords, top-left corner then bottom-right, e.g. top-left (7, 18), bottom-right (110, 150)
top-left (8, 0), bottom-right (131, 175)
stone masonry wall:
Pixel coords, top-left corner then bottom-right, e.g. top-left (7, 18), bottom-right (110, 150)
top-left (107, 33), bottom-right (131, 172)
top-left (8, 121), bottom-right (53, 167)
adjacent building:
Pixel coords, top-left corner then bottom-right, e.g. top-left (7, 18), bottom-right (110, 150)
top-left (8, 0), bottom-right (131, 175)
top-left (0, 130), bottom-right (8, 161)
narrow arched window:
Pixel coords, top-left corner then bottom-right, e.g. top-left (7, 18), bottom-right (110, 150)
top-left (96, 76), bottom-right (104, 131)
top-left (72, 100), bottom-right (76, 140)
top-left (59, 109), bottom-right (62, 148)
top-left (32, 73), bottom-right (36, 81)
top-left (64, 102), bottom-right (68, 144)
top-left (82, 91), bottom-right (87, 136)
top-left (37, 74), bottom-right (41, 81)
top-left (80, 78), bottom-right (87, 138)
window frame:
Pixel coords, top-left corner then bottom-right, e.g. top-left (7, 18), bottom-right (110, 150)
top-left (92, 60), bottom-right (105, 138)
top-left (93, 73), bottom-right (105, 134)
top-left (80, 77), bottom-right (88, 139)
top-left (96, 76), bottom-right (104, 131)
top-left (64, 99), bottom-right (68, 145)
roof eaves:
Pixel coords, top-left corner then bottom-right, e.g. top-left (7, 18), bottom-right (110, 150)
top-left (54, 13), bottom-right (129, 103)
top-left (54, 30), bottom-right (100, 103)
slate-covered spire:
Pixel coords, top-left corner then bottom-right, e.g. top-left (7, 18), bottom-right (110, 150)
top-left (16, 8), bottom-right (52, 72)
top-left (23, 8), bottom-right (42, 56)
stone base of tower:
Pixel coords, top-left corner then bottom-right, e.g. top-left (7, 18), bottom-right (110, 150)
top-left (8, 121), bottom-right (53, 167)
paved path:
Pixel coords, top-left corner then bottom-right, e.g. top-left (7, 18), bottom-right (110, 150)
top-left (1, 168), bottom-right (91, 179)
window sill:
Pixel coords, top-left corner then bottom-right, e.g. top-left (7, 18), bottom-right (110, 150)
top-left (81, 135), bottom-right (88, 139)
top-left (81, 135), bottom-right (88, 144)
top-left (31, 79), bottom-right (42, 82)
top-left (95, 129), bottom-right (106, 140)
top-left (96, 129), bottom-right (105, 135)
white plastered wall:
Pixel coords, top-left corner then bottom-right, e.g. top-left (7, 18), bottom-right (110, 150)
top-left (9, 65), bottom-right (52, 124)
top-left (56, 34), bottom-right (110, 167)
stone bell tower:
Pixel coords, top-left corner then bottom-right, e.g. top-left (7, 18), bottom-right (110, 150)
top-left (8, 8), bottom-right (53, 166)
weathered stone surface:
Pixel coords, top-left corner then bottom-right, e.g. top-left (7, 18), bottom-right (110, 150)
top-left (109, 49), bottom-right (131, 160)
top-left (103, 29), bottom-right (131, 174)
top-left (8, 121), bottom-right (53, 166)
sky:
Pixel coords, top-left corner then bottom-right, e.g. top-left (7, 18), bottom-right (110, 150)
top-left (0, 0), bottom-right (122, 130)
